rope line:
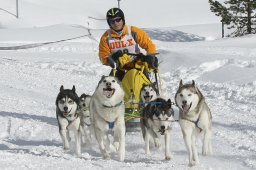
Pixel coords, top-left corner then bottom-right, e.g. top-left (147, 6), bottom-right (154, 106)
top-left (124, 112), bottom-right (179, 122)
top-left (0, 34), bottom-right (90, 50)
top-left (88, 16), bottom-right (106, 21)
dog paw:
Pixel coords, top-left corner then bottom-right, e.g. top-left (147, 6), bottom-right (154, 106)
top-left (108, 143), bottom-right (117, 152)
top-left (165, 156), bottom-right (171, 161)
top-left (119, 155), bottom-right (125, 162)
top-left (63, 146), bottom-right (70, 151)
top-left (146, 151), bottom-right (151, 156)
top-left (113, 142), bottom-right (120, 151)
top-left (165, 154), bottom-right (172, 161)
top-left (188, 162), bottom-right (195, 167)
top-left (202, 149), bottom-right (209, 156)
top-left (154, 140), bottom-right (161, 149)
top-left (188, 160), bottom-right (198, 167)
top-left (76, 152), bottom-right (81, 158)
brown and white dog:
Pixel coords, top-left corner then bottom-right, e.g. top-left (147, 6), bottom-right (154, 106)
top-left (175, 80), bottom-right (212, 166)
top-left (90, 76), bottom-right (125, 161)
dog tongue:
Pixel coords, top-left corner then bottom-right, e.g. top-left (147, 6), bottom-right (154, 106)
top-left (103, 90), bottom-right (113, 97)
top-left (144, 96), bottom-right (151, 102)
top-left (182, 105), bottom-right (190, 114)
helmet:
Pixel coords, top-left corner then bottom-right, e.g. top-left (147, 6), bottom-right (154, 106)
top-left (106, 8), bottom-right (125, 26)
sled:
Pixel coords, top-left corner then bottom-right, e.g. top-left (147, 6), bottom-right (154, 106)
top-left (114, 53), bottom-right (161, 130)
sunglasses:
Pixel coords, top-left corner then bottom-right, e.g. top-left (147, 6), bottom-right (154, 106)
top-left (109, 18), bottom-right (122, 24)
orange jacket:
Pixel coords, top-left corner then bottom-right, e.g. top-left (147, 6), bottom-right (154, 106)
top-left (98, 25), bottom-right (156, 65)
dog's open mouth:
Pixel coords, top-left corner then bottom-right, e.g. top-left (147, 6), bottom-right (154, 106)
top-left (63, 108), bottom-right (72, 117)
top-left (182, 103), bottom-right (192, 114)
top-left (158, 129), bottom-right (166, 135)
top-left (103, 88), bottom-right (115, 98)
top-left (143, 95), bottom-right (153, 102)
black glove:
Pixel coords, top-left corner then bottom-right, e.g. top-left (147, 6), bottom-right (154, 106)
top-left (107, 50), bottom-right (123, 68)
top-left (111, 50), bottom-right (123, 62)
top-left (107, 57), bottom-right (115, 68)
top-left (141, 55), bottom-right (158, 68)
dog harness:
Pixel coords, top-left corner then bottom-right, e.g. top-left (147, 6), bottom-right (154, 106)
top-left (62, 113), bottom-right (80, 129)
top-left (102, 101), bottom-right (123, 108)
top-left (102, 101), bottom-right (123, 129)
top-left (181, 117), bottom-right (203, 132)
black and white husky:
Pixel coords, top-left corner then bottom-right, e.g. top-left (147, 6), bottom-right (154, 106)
top-left (78, 93), bottom-right (92, 144)
top-left (90, 76), bottom-right (125, 161)
top-left (140, 83), bottom-right (158, 105)
top-left (175, 80), bottom-right (212, 166)
top-left (140, 98), bottom-right (174, 160)
top-left (56, 85), bottom-right (81, 156)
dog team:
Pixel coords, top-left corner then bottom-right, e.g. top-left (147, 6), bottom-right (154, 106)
top-left (55, 76), bottom-right (212, 166)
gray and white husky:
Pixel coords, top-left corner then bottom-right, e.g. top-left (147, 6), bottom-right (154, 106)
top-left (175, 80), bottom-right (212, 166)
top-left (90, 76), bottom-right (125, 161)
top-left (56, 85), bottom-right (81, 156)
top-left (140, 98), bottom-right (174, 160)
top-left (78, 93), bottom-right (92, 144)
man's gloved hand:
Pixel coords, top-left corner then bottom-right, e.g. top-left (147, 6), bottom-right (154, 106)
top-left (111, 50), bottom-right (123, 62)
top-left (107, 56), bottom-right (115, 68)
top-left (107, 50), bottom-right (123, 68)
top-left (141, 55), bottom-right (158, 68)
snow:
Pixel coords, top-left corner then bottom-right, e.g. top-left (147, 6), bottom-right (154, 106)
top-left (0, 0), bottom-right (256, 169)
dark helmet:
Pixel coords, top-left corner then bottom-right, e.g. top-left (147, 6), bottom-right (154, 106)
top-left (106, 8), bottom-right (125, 26)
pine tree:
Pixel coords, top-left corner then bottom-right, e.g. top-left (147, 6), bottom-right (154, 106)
top-left (209, 0), bottom-right (256, 37)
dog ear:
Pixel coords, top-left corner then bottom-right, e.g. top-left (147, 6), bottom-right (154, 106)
top-left (192, 80), bottom-right (195, 86)
top-left (152, 82), bottom-right (157, 90)
top-left (72, 85), bottom-right (76, 92)
top-left (167, 98), bottom-right (172, 108)
top-left (60, 85), bottom-right (64, 92)
top-left (179, 80), bottom-right (183, 88)
top-left (80, 93), bottom-right (85, 98)
top-left (141, 83), bottom-right (146, 88)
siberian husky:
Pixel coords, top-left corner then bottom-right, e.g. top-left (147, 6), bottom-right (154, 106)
top-left (140, 98), bottom-right (174, 160)
top-left (140, 83), bottom-right (158, 105)
top-left (139, 83), bottom-right (159, 141)
top-left (55, 85), bottom-right (81, 156)
top-left (90, 76), bottom-right (125, 161)
top-left (175, 80), bottom-right (212, 166)
top-left (78, 93), bottom-right (92, 144)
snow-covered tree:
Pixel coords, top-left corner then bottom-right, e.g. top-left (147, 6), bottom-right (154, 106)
top-left (209, 0), bottom-right (256, 37)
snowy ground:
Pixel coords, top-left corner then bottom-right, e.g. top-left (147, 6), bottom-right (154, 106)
top-left (0, 0), bottom-right (256, 169)
top-left (0, 27), bottom-right (255, 169)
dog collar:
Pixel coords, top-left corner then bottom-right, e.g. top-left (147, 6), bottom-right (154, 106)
top-left (103, 101), bottom-right (122, 108)
top-left (108, 122), bottom-right (114, 129)
top-left (82, 107), bottom-right (89, 111)
top-left (66, 113), bottom-right (78, 122)
top-left (181, 117), bottom-right (203, 132)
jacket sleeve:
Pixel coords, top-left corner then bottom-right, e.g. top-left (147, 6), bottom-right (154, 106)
top-left (98, 32), bottom-right (111, 65)
top-left (131, 26), bottom-right (156, 55)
